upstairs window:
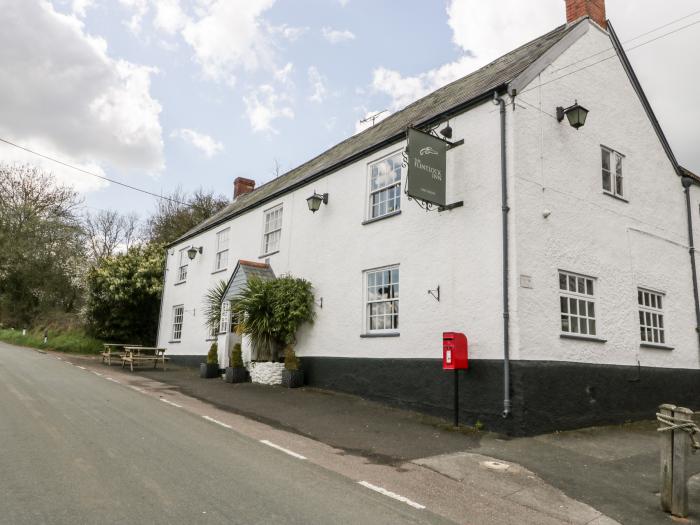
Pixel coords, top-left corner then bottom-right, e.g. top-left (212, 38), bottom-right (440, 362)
top-left (368, 153), bottom-right (402, 219)
top-left (177, 248), bottom-right (188, 282)
top-left (559, 271), bottom-right (597, 336)
top-left (639, 289), bottom-right (665, 345)
top-left (365, 266), bottom-right (399, 332)
top-left (601, 147), bottom-right (624, 199)
top-left (171, 305), bottom-right (184, 341)
top-left (262, 205), bottom-right (283, 255)
top-left (215, 228), bottom-right (229, 271)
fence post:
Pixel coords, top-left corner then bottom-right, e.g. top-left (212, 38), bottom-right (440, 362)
top-left (671, 406), bottom-right (693, 518)
top-left (659, 403), bottom-right (675, 513)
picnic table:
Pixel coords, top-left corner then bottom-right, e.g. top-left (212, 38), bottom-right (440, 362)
top-left (101, 343), bottom-right (143, 366)
top-left (121, 346), bottom-right (168, 372)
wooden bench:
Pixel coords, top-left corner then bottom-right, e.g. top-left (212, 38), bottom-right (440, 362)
top-left (101, 344), bottom-right (143, 366)
top-left (121, 346), bottom-right (169, 372)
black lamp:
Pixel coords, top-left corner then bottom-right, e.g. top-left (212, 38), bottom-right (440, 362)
top-left (556, 101), bottom-right (589, 130)
top-left (306, 192), bottom-right (328, 213)
top-left (187, 246), bottom-right (202, 260)
top-left (440, 123), bottom-right (453, 139)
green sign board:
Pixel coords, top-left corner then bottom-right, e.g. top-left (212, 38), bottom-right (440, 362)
top-left (405, 128), bottom-right (447, 207)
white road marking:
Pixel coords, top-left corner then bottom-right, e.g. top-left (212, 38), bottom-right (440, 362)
top-left (259, 440), bottom-right (307, 460)
top-left (92, 371), bottom-right (103, 377)
top-left (76, 366), bottom-right (86, 370)
top-left (160, 398), bottom-right (182, 408)
top-left (55, 357), bottom-right (62, 360)
top-left (357, 481), bottom-right (426, 510)
top-left (129, 386), bottom-right (145, 393)
top-left (202, 416), bottom-right (232, 429)
top-left (105, 377), bottom-right (120, 384)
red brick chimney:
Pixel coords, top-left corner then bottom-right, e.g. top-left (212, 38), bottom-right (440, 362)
top-left (565, 0), bottom-right (606, 29)
top-left (233, 177), bottom-right (255, 200)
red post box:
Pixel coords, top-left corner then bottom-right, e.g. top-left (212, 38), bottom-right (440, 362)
top-left (443, 332), bottom-right (468, 370)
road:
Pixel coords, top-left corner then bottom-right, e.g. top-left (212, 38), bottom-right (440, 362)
top-left (0, 343), bottom-right (450, 525)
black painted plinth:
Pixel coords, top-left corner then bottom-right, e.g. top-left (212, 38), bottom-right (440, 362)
top-left (301, 357), bottom-right (700, 436)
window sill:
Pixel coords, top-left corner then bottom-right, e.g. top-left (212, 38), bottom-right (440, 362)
top-left (640, 342), bottom-right (674, 351)
top-left (174, 280), bottom-right (186, 286)
top-left (362, 210), bottom-right (401, 226)
top-left (258, 250), bottom-right (280, 259)
top-left (205, 337), bottom-right (217, 342)
top-left (211, 268), bottom-right (227, 275)
top-left (168, 340), bottom-right (181, 344)
top-left (361, 332), bottom-right (400, 338)
top-left (602, 191), bottom-right (628, 203)
top-left (560, 333), bottom-right (607, 343)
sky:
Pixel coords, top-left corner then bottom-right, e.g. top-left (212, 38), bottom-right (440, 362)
top-left (1, 0), bottom-right (699, 218)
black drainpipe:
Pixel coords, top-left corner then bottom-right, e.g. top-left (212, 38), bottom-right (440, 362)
top-left (493, 92), bottom-right (511, 418)
top-left (681, 176), bottom-right (700, 349)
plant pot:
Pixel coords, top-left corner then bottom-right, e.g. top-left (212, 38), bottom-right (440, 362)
top-left (224, 366), bottom-right (248, 383)
top-left (281, 368), bottom-right (304, 388)
top-left (200, 363), bottom-right (220, 378)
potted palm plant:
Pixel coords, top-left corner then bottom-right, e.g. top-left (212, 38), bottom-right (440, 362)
top-left (224, 343), bottom-right (247, 383)
top-left (200, 341), bottom-right (220, 378)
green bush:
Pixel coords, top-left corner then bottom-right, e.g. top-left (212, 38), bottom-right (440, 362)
top-left (284, 345), bottom-right (300, 371)
top-left (207, 341), bottom-right (218, 365)
top-left (230, 343), bottom-right (243, 368)
top-left (0, 328), bottom-right (102, 354)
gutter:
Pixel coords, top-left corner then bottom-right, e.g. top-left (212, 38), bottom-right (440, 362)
top-left (493, 92), bottom-right (511, 418)
top-left (681, 176), bottom-right (700, 352)
top-left (167, 87), bottom-right (507, 248)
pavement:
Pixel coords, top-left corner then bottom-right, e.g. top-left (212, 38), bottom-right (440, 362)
top-left (6, 344), bottom-right (700, 524)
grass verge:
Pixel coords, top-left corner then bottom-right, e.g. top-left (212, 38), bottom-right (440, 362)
top-left (0, 328), bottom-right (103, 354)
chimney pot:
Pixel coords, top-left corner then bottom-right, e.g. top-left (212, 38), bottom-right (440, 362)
top-left (564, 0), bottom-right (606, 29)
top-left (233, 177), bottom-right (256, 200)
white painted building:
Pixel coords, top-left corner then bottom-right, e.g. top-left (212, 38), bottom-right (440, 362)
top-left (157, 0), bottom-right (700, 434)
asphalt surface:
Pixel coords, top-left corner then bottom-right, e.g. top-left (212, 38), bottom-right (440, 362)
top-left (0, 343), bottom-right (452, 525)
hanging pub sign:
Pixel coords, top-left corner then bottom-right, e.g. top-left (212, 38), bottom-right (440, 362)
top-left (405, 127), bottom-right (447, 207)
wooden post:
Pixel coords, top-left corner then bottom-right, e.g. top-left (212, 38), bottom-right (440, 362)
top-left (671, 406), bottom-right (693, 518)
top-left (659, 403), bottom-right (675, 513)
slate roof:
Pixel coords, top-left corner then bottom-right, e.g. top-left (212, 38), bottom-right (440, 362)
top-left (171, 20), bottom-right (584, 247)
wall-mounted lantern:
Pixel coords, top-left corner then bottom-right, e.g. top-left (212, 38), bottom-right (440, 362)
top-left (556, 101), bottom-right (589, 130)
top-left (306, 191), bottom-right (329, 213)
top-left (187, 246), bottom-right (203, 260)
top-left (439, 122), bottom-right (452, 139)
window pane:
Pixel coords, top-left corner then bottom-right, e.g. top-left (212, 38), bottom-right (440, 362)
top-left (580, 318), bottom-right (588, 335)
top-left (602, 170), bottom-right (611, 192)
top-left (560, 297), bottom-right (568, 313)
top-left (579, 299), bottom-right (587, 317)
top-left (616, 174), bottom-right (623, 197)
top-left (638, 290), bottom-right (643, 305)
top-left (657, 296), bottom-right (662, 309)
top-left (601, 149), bottom-right (610, 171)
top-left (571, 317), bottom-right (579, 333)
top-left (586, 280), bottom-right (594, 295)
top-left (587, 301), bottom-right (595, 317)
top-left (615, 154), bottom-right (622, 175)
top-left (660, 331), bottom-right (665, 344)
top-left (577, 278), bottom-right (585, 294)
top-left (561, 315), bottom-right (569, 332)
top-left (559, 273), bottom-right (567, 290)
top-left (570, 298), bottom-right (577, 315)
top-left (568, 276), bottom-right (576, 292)
top-left (588, 319), bottom-right (596, 335)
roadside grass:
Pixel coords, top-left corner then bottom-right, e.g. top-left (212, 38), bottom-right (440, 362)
top-left (0, 328), bottom-right (103, 354)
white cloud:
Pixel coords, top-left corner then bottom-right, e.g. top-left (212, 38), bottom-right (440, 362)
top-left (322, 27), bottom-right (356, 44)
top-left (0, 0), bottom-right (164, 192)
top-left (182, 0), bottom-right (276, 84)
top-left (71, 0), bottom-right (95, 18)
top-left (170, 128), bottom-right (223, 158)
top-left (274, 62), bottom-right (294, 85)
top-left (338, 0), bottom-right (350, 6)
top-left (270, 23), bottom-right (308, 42)
top-left (153, 0), bottom-right (188, 35)
top-left (307, 66), bottom-right (328, 103)
top-left (119, 0), bottom-right (149, 34)
top-left (243, 85), bottom-right (294, 134)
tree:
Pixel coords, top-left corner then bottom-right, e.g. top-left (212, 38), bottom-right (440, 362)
top-left (0, 164), bottom-right (85, 326)
top-left (84, 243), bottom-right (164, 344)
top-left (83, 209), bottom-right (141, 262)
top-left (145, 188), bottom-right (228, 246)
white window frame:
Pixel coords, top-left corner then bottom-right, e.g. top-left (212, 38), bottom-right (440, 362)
top-left (261, 204), bottom-right (283, 255)
top-left (177, 248), bottom-right (189, 283)
top-left (559, 270), bottom-right (597, 337)
top-left (219, 300), bottom-right (231, 334)
top-left (215, 228), bottom-right (229, 272)
top-left (638, 288), bottom-right (666, 345)
top-left (364, 265), bottom-right (399, 333)
top-left (171, 305), bottom-right (184, 341)
top-left (367, 152), bottom-right (402, 220)
top-left (601, 146), bottom-right (625, 199)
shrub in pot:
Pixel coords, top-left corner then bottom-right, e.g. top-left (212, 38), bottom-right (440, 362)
top-left (281, 345), bottom-right (303, 388)
top-left (225, 343), bottom-right (247, 383)
top-left (200, 342), bottom-right (220, 378)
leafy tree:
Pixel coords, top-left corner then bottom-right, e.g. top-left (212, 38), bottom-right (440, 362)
top-left (0, 164), bottom-right (85, 326)
top-left (84, 243), bottom-right (164, 344)
top-left (145, 187), bottom-right (228, 246)
top-left (83, 209), bottom-right (140, 262)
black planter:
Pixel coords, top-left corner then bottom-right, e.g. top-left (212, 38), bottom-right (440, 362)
top-left (200, 363), bottom-right (220, 379)
top-left (224, 367), bottom-right (248, 383)
top-left (281, 368), bottom-right (304, 388)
